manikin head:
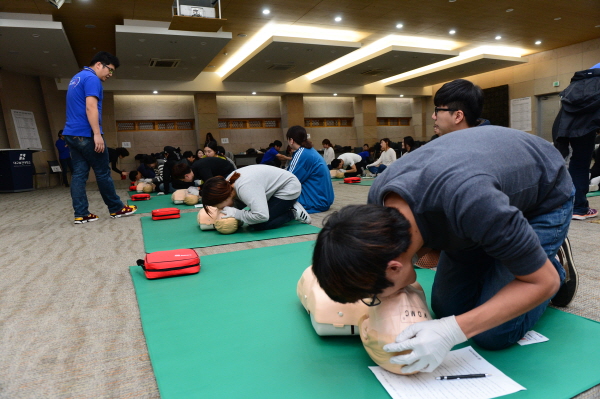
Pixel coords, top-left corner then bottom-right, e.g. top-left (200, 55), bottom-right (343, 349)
top-left (197, 206), bottom-right (240, 234)
top-left (432, 78), bottom-right (484, 135)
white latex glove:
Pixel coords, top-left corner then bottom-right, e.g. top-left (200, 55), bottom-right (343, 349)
top-left (383, 316), bottom-right (467, 373)
top-left (156, 192), bottom-right (165, 196)
top-left (194, 180), bottom-right (202, 187)
top-left (142, 178), bottom-right (153, 183)
top-left (220, 206), bottom-right (237, 219)
top-left (187, 186), bottom-right (200, 196)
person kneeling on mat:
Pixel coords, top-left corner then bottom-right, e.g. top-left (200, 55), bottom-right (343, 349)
top-left (312, 125), bottom-right (577, 374)
top-left (201, 164), bottom-right (311, 231)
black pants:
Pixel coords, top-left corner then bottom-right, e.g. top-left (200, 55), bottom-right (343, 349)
top-left (251, 196), bottom-right (296, 231)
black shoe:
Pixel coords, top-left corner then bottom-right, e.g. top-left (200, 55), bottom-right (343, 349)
top-left (550, 237), bottom-right (578, 307)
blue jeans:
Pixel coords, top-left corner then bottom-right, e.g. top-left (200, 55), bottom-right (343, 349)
top-left (64, 136), bottom-right (124, 217)
top-left (567, 132), bottom-right (596, 214)
top-left (431, 188), bottom-right (574, 350)
top-left (368, 164), bottom-right (387, 175)
top-left (251, 196), bottom-right (296, 231)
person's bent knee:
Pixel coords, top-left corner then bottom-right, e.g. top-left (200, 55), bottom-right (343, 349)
top-left (471, 329), bottom-right (520, 351)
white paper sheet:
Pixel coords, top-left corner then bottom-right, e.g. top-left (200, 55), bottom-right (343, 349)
top-left (517, 330), bottom-right (549, 346)
top-left (369, 346), bottom-right (525, 399)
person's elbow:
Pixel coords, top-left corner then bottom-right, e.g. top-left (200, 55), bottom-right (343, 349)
top-left (519, 259), bottom-right (561, 301)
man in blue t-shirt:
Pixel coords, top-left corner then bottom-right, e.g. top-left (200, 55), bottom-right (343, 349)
top-left (62, 51), bottom-right (136, 224)
top-left (260, 140), bottom-right (290, 167)
top-left (55, 130), bottom-right (73, 187)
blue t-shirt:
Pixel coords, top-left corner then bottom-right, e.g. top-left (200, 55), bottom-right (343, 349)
top-left (55, 138), bottom-right (70, 159)
top-left (260, 147), bottom-right (279, 164)
top-left (62, 67), bottom-right (104, 137)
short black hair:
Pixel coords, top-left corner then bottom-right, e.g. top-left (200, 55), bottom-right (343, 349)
top-left (143, 155), bottom-right (157, 165)
top-left (58, 130), bottom-right (63, 137)
top-left (171, 163), bottom-right (192, 180)
top-left (434, 79), bottom-right (484, 127)
top-left (182, 151), bottom-right (194, 159)
top-left (312, 204), bottom-right (412, 304)
top-left (273, 140), bottom-right (283, 148)
top-left (331, 159), bottom-right (342, 169)
top-left (216, 146), bottom-right (226, 156)
top-left (116, 147), bottom-right (129, 158)
top-left (89, 51), bottom-right (120, 69)
top-left (128, 170), bottom-right (139, 182)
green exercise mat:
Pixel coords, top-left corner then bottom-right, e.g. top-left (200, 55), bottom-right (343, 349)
top-left (127, 194), bottom-right (197, 213)
top-left (140, 212), bottom-right (321, 252)
top-left (339, 178), bottom-right (375, 186)
top-left (130, 241), bottom-right (600, 399)
top-left (587, 191), bottom-right (600, 197)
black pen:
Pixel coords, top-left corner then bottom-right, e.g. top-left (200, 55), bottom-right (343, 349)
top-left (436, 374), bottom-right (491, 380)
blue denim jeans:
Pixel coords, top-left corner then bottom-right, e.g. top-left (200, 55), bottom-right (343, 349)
top-left (251, 196), bottom-right (296, 231)
top-left (431, 188), bottom-right (574, 350)
top-left (368, 164), bottom-right (387, 175)
top-left (64, 136), bottom-right (124, 217)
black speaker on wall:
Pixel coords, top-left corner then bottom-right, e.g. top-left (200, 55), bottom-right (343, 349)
top-left (481, 84), bottom-right (509, 127)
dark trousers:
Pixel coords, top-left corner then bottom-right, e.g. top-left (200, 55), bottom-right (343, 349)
top-left (567, 132), bottom-right (596, 214)
top-left (345, 160), bottom-right (366, 177)
top-left (251, 197), bottom-right (296, 231)
top-left (59, 157), bottom-right (73, 185)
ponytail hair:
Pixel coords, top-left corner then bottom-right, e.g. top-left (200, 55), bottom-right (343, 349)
top-left (286, 125), bottom-right (313, 149)
top-left (201, 172), bottom-right (241, 216)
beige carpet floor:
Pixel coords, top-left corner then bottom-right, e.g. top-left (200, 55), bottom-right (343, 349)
top-left (0, 180), bottom-right (598, 399)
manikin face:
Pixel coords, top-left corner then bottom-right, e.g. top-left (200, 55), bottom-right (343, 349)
top-left (204, 147), bottom-right (216, 157)
top-left (183, 171), bottom-right (194, 182)
top-left (380, 140), bottom-right (388, 151)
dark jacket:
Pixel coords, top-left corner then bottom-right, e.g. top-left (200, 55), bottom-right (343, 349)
top-left (191, 157), bottom-right (235, 184)
top-left (552, 68), bottom-right (600, 156)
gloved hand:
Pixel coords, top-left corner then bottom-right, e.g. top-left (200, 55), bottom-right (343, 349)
top-left (187, 186), bottom-right (200, 196)
top-left (194, 180), bottom-right (202, 187)
top-left (156, 192), bottom-right (165, 196)
top-left (383, 316), bottom-right (467, 373)
top-left (142, 178), bottom-right (153, 183)
top-left (220, 206), bottom-right (237, 219)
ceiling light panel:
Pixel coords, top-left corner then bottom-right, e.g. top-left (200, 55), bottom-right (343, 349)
top-left (313, 46), bottom-right (458, 85)
top-left (223, 37), bottom-right (361, 83)
top-left (115, 24), bottom-right (231, 81)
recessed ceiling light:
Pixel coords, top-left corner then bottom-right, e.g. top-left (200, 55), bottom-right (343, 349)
top-left (191, 56), bottom-right (197, 59)
top-left (153, 91), bottom-right (158, 94)
top-left (283, 46), bottom-right (289, 50)
top-left (535, 40), bottom-right (542, 45)
top-left (201, 42), bottom-right (206, 45)
top-left (52, 64), bottom-right (57, 67)
top-left (237, 33), bottom-right (247, 37)
top-left (252, 91), bottom-right (257, 95)
top-left (138, 39), bottom-right (145, 42)
top-left (449, 29), bottom-right (456, 35)
top-left (506, 8), bottom-right (514, 12)
top-left (554, 17), bottom-right (561, 20)
top-left (396, 23), bottom-right (403, 29)
top-left (495, 35), bottom-right (502, 40)
top-left (134, 66), bottom-right (140, 68)
top-left (136, 54), bottom-right (143, 57)
top-left (32, 34), bottom-right (40, 38)
top-left (449, 0), bottom-right (456, 2)
top-left (596, 24), bottom-right (600, 28)
top-left (43, 50), bottom-right (50, 53)
top-left (399, 95), bottom-right (404, 97)
top-left (262, 9), bottom-right (270, 15)
top-left (333, 93), bottom-right (338, 96)
top-left (334, 16), bottom-right (342, 22)
top-left (85, 24), bottom-right (96, 29)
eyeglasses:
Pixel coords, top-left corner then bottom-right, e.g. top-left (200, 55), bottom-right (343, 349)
top-left (361, 294), bottom-right (382, 307)
top-left (434, 107), bottom-right (458, 116)
top-left (102, 64), bottom-right (115, 75)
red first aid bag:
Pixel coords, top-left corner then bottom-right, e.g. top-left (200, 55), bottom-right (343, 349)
top-left (136, 249), bottom-right (200, 279)
top-left (131, 193), bottom-right (151, 201)
top-left (344, 177), bottom-right (361, 184)
top-left (152, 207), bottom-right (180, 220)
top-left (129, 184), bottom-right (137, 191)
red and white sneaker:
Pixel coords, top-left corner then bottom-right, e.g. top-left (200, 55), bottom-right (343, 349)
top-left (74, 213), bottom-right (99, 224)
top-left (572, 208), bottom-right (598, 220)
top-left (110, 205), bottom-right (137, 219)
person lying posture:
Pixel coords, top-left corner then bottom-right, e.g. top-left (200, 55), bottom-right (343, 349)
top-left (201, 164), bottom-right (311, 231)
top-left (312, 125), bottom-right (576, 373)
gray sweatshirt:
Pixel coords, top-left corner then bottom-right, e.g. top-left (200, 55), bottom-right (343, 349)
top-left (227, 164), bottom-right (301, 225)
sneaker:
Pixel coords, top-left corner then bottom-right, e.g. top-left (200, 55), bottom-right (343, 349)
top-left (572, 208), bottom-right (598, 220)
top-left (74, 213), bottom-right (99, 224)
top-left (550, 237), bottom-right (578, 307)
top-left (292, 202), bottom-right (311, 224)
top-left (110, 205), bottom-right (138, 219)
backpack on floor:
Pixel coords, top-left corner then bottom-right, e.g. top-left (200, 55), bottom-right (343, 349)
top-left (152, 207), bottom-right (180, 220)
top-left (136, 249), bottom-right (200, 279)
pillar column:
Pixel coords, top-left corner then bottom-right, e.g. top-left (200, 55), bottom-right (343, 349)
top-left (353, 95), bottom-right (377, 146)
top-left (280, 94), bottom-right (304, 140)
top-left (194, 93), bottom-right (219, 147)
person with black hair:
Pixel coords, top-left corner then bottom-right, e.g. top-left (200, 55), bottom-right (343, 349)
top-left (182, 151), bottom-right (195, 166)
top-left (403, 136), bottom-right (420, 153)
top-left (260, 140), bottom-right (290, 167)
top-left (107, 147), bottom-right (129, 177)
top-left (321, 139), bottom-right (335, 167)
top-left (313, 126), bottom-right (576, 374)
top-left (204, 132), bottom-right (216, 148)
top-left (171, 156), bottom-right (235, 190)
top-left (331, 153), bottom-right (365, 177)
top-left (161, 145), bottom-right (184, 194)
top-left (432, 79), bottom-right (489, 136)
top-left (286, 125), bottom-right (334, 213)
top-left (137, 155), bottom-right (157, 179)
top-left (62, 51), bottom-right (136, 224)
top-left (366, 138), bottom-right (396, 176)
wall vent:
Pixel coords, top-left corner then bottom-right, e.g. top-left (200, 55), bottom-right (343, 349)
top-left (267, 63), bottom-right (295, 71)
top-left (360, 69), bottom-right (385, 76)
top-left (149, 58), bottom-right (181, 68)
